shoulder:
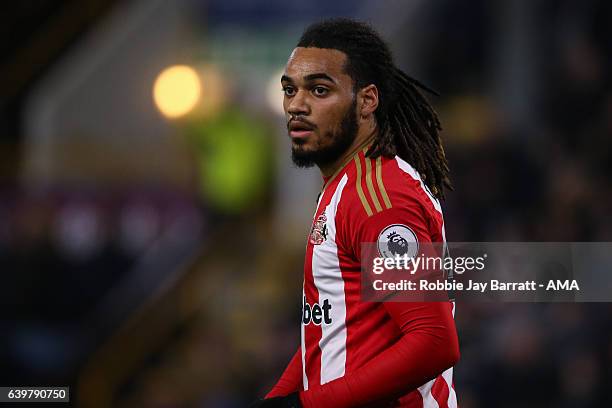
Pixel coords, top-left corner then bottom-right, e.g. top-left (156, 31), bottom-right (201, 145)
top-left (338, 154), bottom-right (442, 221)
top-left (334, 154), bottom-right (446, 256)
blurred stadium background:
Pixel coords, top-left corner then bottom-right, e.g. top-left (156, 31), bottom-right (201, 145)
top-left (1, 0), bottom-right (611, 407)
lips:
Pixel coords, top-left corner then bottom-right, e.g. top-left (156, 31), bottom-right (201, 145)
top-left (288, 120), bottom-right (315, 139)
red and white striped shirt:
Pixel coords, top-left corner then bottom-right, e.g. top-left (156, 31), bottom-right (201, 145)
top-left (268, 147), bottom-right (459, 408)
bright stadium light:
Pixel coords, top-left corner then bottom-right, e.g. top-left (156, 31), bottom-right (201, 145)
top-left (153, 65), bottom-right (202, 119)
top-left (266, 68), bottom-right (286, 116)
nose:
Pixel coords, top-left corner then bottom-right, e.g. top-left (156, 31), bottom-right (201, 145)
top-left (286, 89), bottom-right (310, 117)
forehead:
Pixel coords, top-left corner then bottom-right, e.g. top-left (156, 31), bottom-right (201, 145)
top-left (284, 47), bottom-right (349, 80)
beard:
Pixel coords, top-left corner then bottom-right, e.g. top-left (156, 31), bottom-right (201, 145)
top-left (291, 98), bottom-right (358, 168)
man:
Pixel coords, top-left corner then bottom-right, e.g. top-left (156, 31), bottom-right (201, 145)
top-left (251, 18), bottom-right (459, 408)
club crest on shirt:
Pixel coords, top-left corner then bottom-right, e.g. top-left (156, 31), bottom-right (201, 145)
top-left (309, 213), bottom-right (328, 245)
top-left (377, 224), bottom-right (418, 258)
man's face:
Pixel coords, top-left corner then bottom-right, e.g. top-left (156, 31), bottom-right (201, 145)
top-left (282, 47), bottom-right (358, 168)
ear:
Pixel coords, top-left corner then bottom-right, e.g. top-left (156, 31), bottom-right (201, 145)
top-left (357, 84), bottom-right (379, 119)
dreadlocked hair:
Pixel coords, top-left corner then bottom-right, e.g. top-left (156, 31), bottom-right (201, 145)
top-left (297, 18), bottom-right (452, 200)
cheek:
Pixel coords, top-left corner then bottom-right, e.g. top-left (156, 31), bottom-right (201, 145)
top-left (315, 103), bottom-right (347, 133)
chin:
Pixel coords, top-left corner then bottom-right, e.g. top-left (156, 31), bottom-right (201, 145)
top-left (291, 145), bottom-right (311, 157)
top-left (291, 140), bottom-right (313, 152)
top-left (291, 146), bottom-right (319, 168)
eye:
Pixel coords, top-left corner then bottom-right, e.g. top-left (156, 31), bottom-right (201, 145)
top-left (312, 86), bottom-right (329, 97)
top-left (282, 86), bottom-right (296, 97)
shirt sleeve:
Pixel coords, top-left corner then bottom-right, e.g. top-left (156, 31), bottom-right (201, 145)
top-left (298, 205), bottom-right (459, 408)
top-left (265, 347), bottom-right (302, 398)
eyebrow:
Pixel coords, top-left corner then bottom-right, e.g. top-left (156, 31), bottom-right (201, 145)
top-left (281, 73), bottom-right (337, 84)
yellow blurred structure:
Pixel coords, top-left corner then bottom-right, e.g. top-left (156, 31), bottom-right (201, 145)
top-left (153, 65), bottom-right (202, 118)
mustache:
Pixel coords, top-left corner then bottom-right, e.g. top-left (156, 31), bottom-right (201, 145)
top-left (287, 117), bottom-right (317, 131)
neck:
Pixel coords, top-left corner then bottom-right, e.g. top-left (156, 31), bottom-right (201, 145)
top-left (318, 125), bottom-right (377, 178)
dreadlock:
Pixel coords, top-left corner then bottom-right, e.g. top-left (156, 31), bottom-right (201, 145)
top-left (297, 18), bottom-right (452, 200)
